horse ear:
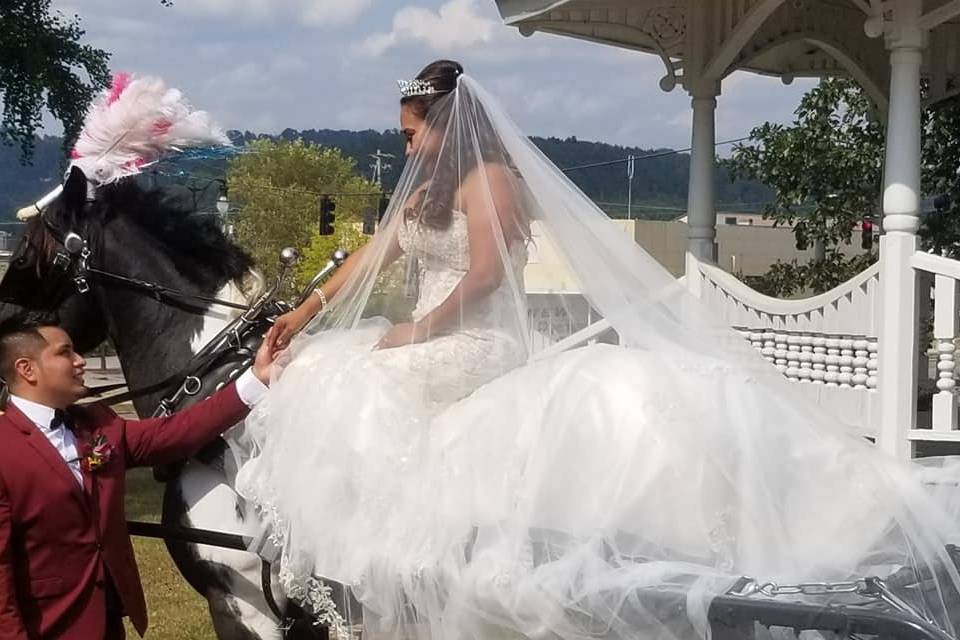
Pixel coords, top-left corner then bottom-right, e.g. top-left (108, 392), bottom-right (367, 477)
top-left (62, 166), bottom-right (88, 214)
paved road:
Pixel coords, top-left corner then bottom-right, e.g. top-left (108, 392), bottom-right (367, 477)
top-left (84, 357), bottom-right (135, 417)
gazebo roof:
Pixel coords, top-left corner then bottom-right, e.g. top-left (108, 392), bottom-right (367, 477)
top-left (495, 0), bottom-right (960, 109)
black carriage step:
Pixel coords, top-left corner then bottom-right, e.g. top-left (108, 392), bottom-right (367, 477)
top-left (127, 520), bottom-right (250, 551)
top-left (709, 595), bottom-right (955, 640)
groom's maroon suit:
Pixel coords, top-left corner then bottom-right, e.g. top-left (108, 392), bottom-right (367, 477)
top-left (0, 383), bottom-right (250, 640)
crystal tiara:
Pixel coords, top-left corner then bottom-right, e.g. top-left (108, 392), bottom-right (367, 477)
top-left (398, 79), bottom-right (438, 98)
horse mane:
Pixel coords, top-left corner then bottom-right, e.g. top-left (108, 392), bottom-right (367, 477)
top-left (94, 180), bottom-right (253, 289)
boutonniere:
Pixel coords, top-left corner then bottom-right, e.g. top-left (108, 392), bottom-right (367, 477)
top-left (70, 433), bottom-right (114, 473)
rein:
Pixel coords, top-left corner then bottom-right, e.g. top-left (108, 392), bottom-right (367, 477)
top-left (86, 266), bottom-right (249, 311)
top-left (36, 225), bottom-right (269, 407)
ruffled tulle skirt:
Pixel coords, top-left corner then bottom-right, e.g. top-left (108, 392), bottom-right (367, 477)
top-left (232, 324), bottom-right (960, 639)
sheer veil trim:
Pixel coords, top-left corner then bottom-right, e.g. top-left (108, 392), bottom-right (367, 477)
top-left (229, 74), bottom-right (960, 640)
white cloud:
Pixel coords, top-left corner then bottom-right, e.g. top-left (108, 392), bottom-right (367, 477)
top-left (43, 0), bottom-right (823, 151)
top-left (300, 0), bottom-right (374, 26)
top-left (204, 55), bottom-right (311, 94)
top-left (359, 0), bottom-right (501, 56)
top-left (176, 0), bottom-right (373, 27)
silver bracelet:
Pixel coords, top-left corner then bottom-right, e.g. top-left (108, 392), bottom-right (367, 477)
top-left (312, 287), bottom-right (328, 309)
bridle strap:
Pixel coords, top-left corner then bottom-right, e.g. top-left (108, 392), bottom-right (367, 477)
top-left (82, 301), bottom-right (273, 409)
top-left (36, 211), bottom-right (292, 415)
top-left (86, 266), bottom-right (250, 311)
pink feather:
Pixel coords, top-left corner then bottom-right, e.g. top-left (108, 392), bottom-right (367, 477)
top-left (152, 118), bottom-right (172, 136)
top-left (106, 73), bottom-right (132, 105)
top-left (69, 73), bottom-right (229, 185)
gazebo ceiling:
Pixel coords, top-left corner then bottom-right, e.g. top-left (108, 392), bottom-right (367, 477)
top-left (495, 0), bottom-right (960, 108)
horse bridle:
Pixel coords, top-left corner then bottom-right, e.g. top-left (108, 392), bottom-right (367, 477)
top-left (33, 211), bottom-right (289, 413)
top-left (46, 219), bottom-right (250, 312)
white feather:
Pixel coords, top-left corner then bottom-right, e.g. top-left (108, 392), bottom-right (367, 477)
top-left (70, 73), bottom-right (229, 186)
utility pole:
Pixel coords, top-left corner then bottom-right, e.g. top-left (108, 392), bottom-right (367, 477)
top-left (626, 154), bottom-right (636, 220)
top-left (370, 149), bottom-right (395, 187)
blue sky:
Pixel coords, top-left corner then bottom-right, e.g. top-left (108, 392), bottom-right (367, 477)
top-left (51, 0), bottom-right (817, 150)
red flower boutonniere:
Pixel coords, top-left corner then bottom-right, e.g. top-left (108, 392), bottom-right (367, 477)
top-left (78, 434), bottom-right (114, 473)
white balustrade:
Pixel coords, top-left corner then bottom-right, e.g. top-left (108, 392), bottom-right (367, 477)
top-left (931, 273), bottom-right (959, 433)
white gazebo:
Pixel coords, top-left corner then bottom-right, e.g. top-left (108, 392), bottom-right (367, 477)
top-left (496, 0), bottom-right (960, 459)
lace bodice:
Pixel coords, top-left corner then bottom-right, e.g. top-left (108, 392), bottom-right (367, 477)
top-left (397, 211), bottom-right (527, 329)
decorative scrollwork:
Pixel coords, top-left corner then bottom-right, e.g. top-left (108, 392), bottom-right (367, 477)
top-left (641, 6), bottom-right (686, 92)
top-left (641, 6), bottom-right (686, 49)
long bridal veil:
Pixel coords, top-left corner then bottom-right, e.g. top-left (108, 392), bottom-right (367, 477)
top-left (236, 74), bottom-right (960, 640)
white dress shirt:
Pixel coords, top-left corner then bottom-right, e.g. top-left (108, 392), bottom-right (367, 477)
top-left (10, 369), bottom-right (267, 486)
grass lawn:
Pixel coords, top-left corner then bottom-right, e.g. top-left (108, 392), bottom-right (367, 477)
top-left (123, 467), bottom-right (216, 639)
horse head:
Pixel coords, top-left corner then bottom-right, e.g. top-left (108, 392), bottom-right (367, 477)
top-left (0, 167), bottom-right (107, 353)
top-left (3, 166), bottom-right (256, 415)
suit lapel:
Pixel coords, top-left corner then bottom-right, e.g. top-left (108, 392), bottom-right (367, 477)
top-left (82, 466), bottom-right (95, 498)
top-left (70, 411), bottom-right (101, 514)
top-left (3, 404), bottom-right (90, 512)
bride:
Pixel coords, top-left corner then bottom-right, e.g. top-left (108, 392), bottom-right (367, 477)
top-left (233, 60), bottom-right (960, 639)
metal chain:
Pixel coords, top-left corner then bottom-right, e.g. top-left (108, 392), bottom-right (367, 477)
top-left (758, 580), bottom-right (868, 597)
top-left (729, 578), bottom-right (868, 598)
top-left (730, 576), bottom-right (935, 625)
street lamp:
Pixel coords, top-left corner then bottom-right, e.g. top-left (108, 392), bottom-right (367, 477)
top-left (215, 181), bottom-right (233, 237)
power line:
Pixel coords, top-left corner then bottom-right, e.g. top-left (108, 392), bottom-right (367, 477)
top-left (559, 136), bottom-right (751, 172)
top-left (155, 134), bottom-right (755, 191)
top-left (150, 170), bottom-right (384, 199)
top-left (596, 199), bottom-right (777, 211)
top-left (6, 137), bottom-right (761, 222)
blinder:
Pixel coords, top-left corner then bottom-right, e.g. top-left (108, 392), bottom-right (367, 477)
top-left (0, 216), bottom-right (94, 311)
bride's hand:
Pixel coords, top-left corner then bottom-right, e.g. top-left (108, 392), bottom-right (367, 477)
top-left (374, 322), bottom-right (428, 350)
top-left (268, 309), bottom-right (309, 351)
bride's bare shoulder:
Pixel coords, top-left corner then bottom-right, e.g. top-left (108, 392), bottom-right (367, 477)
top-left (461, 161), bottom-right (513, 197)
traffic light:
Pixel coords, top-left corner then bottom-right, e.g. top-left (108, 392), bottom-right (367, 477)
top-left (319, 195), bottom-right (336, 236)
top-left (362, 208), bottom-right (376, 235)
top-left (378, 194), bottom-right (390, 221)
top-left (861, 219), bottom-right (874, 251)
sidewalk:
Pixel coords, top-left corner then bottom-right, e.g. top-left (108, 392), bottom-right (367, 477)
top-left (84, 355), bottom-right (136, 417)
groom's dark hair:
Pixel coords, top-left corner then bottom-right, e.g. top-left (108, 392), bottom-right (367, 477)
top-left (0, 312), bottom-right (60, 384)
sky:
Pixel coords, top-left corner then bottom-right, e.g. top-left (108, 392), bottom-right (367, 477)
top-left (50, 0), bottom-right (818, 151)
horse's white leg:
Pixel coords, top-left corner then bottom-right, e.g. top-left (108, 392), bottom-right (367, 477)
top-left (171, 460), bottom-right (287, 640)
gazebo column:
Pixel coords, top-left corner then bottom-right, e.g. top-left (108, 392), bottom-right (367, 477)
top-left (877, 0), bottom-right (924, 459)
top-left (685, 82), bottom-right (721, 282)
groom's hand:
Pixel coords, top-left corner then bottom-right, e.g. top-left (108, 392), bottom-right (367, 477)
top-left (252, 336), bottom-right (278, 385)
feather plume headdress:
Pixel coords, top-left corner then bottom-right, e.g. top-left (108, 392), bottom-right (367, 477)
top-left (17, 72), bottom-right (229, 219)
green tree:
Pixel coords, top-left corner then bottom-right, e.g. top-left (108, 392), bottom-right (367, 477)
top-left (728, 78), bottom-right (883, 297)
top-left (1, 1), bottom-right (111, 162)
top-left (730, 78), bottom-right (960, 297)
top-left (228, 139), bottom-right (380, 298)
top-left (920, 96), bottom-right (960, 258)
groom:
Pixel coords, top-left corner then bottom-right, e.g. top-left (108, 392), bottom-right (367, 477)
top-left (0, 315), bottom-right (275, 640)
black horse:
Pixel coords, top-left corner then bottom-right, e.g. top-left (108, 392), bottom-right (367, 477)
top-left (0, 167), bottom-right (303, 640)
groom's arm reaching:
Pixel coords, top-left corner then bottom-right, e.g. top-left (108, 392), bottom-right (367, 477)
top-left (118, 337), bottom-right (275, 468)
top-left (0, 476), bottom-right (27, 640)
top-left (119, 371), bottom-right (266, 468)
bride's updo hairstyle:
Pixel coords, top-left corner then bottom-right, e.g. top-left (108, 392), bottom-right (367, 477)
top-left (400, 59), bottom-right (462, 120)
top-left (401, 60), bottom-right (484, 233)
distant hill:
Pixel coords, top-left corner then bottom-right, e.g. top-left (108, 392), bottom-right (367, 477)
top-left (0, 130), bottom-right (772, 221)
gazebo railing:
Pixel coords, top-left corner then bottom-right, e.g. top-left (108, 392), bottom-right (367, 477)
top-left (911, 252), bottom-right (960, 441)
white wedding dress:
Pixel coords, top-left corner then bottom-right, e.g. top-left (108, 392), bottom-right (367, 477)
top-left (232, 75), bottom-right (960, 640)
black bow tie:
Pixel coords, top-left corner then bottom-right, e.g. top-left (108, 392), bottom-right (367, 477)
top-left (50, 409), bottom-right (73, 432)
